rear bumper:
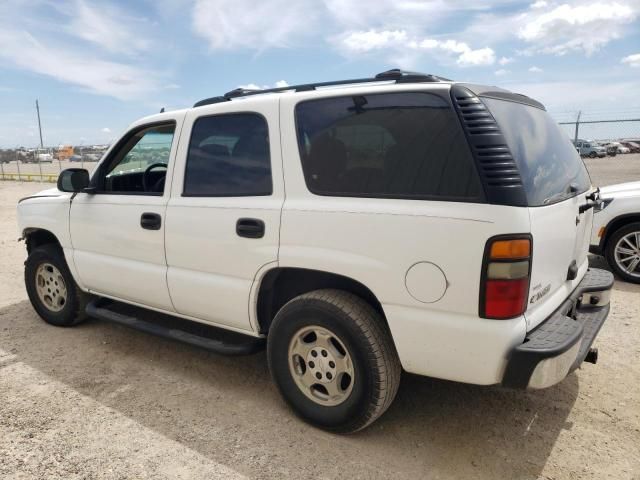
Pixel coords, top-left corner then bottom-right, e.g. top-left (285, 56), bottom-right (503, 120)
top-left (502, 268), bottom-right (613, 389)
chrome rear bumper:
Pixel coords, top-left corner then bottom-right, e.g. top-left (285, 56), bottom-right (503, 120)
top-left (502, 268), bottom-right (613, 389)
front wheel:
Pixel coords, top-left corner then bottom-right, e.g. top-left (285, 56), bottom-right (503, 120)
top-left (589, 151), bottom-right (597, 158)
top-left (25, 244), bottom-right (90, 326)
top-left (605, 222), bottom-right (640, 284)
top-left (267, 289), bottom-right (401, 433)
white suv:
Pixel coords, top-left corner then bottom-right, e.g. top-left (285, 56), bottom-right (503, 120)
top-left (17, 70), bottom-right (613, 432)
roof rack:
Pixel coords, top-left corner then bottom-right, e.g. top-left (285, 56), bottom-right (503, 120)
top-left (193, 69), bottom-right (452, 108)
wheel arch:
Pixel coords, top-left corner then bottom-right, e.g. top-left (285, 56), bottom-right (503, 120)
top-left (255, 267), bottom-right (386, 334)
top-left (601, 214), bottom-right (640, 251)
top-left (23, 228), bottom-right (62, 254)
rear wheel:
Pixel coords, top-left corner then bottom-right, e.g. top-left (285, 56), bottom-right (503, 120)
top-left (25, 244), bottom-right (90, 326)
top-left (267, 289), bottom-right (401, 433)
top-left (605, 222), bottom-right (640, 284)
top-left (589, 151), bottom-right (597, 158)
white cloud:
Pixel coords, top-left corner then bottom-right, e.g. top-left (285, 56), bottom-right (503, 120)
top-left (495, 69), bottom-right (510, 75)
top-left (323, 0), bottom-right (521, 30)
top-left (238, 80), bottom-right (290, 90)
top-left (0, 0), bottom-right (167, 100)
top-left (498, 56), bottom-right (514, 65)
top-left (192, 0), bottom-right (316, 49)
top-left (456, 47), bottom-right (496, 66)
top-left (190, 0), bottom-right (514, 69)
top-left (517, 2), bottom-right (637, 55)
top-left (341, 30), bottom-right (408, 52)
top-left (65, 0), bottom-right (150, 54)
top-left (528, 65), bottom-right (543, 72)
top-left (101, 127), bottom-right (111, 133)
top-left (337, 29), bottom-right (495, 66)
top-left (530, 0), bottom-right (548, 8)
top-left (621, 53), bottom-right (640, 67)
top-left (0, 29), bottom-right (163, 100)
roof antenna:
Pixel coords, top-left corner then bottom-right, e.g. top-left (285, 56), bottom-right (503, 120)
top-left (160, 107), bottom-right (165, 113)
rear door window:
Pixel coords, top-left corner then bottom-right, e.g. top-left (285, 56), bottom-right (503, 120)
top-left (483, 98), bottom-right (591, 206)
top-left (184, 113), bottom-right (272, 196)
top-left (295, 92), bottom-right (484, 201)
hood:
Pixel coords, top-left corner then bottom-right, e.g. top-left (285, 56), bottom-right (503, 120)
top-left (18, 187), bottom-right (64, 203)
top-left (600, 181), bottom-right (640, 198)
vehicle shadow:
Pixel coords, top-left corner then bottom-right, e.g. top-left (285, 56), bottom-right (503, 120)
top-left (0, 300), bottom-right (579, 479)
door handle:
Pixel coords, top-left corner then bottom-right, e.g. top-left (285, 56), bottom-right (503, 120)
top-left (140, 212), bottom-right (162, 230)
top-left (236, 218), bottom-right (265, 239)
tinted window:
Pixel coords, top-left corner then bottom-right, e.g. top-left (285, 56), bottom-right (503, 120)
top-left (184, 113), bottom-right (272, 196)
top-left (295, 92), bottom-right (483, 201)
top-left (483, 98), bottom-right (591, 206)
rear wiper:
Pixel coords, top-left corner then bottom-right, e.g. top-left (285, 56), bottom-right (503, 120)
top-left (543, 190), bottom-right (573, 205)
top-left (543, 183), bottom-right (581, 205)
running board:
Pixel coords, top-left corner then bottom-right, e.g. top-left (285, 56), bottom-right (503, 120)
top-left (86, 299), bottom-right (264, 356)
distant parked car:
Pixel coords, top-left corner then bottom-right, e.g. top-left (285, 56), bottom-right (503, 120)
top-left (0, 149), bottom-right (13, 163)
top-left (84, 153), bottom-right (101, 162)
top-left (621, 142), bottom-right (640, 153)
top-left (574, 139), bottom-right (606, 158)
top-left (603, 144), bottom-right (618, 157)
top-left (69, 155), bottom-right (83, 162)
top-left (36, 153), bottom-right (53, 163)
top-left (602, 142), bottom-right (631, 154)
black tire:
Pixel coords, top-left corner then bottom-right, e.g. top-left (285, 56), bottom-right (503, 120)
top-left (589, 151), bottom-right (597, 158)
top-left (605, 222), bottom-right (640, 284)
top-left (267, 289), bottom-right (401, 433)
top-left (25, 244), bottom-right (90, 326)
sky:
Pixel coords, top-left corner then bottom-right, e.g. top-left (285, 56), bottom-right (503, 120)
top-left (0, 0), bottom-right (639, 147)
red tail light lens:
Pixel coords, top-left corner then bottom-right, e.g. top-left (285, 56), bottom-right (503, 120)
top-left (484, 278), bottom-right (529, 319)
top-left (481, 236), bottom-right (532, 319)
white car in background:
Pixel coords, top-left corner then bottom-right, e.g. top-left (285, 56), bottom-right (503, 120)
top-left (591, 182), bottom-right (640, 283)
top-left (602, 142), bottom-right (631, 155)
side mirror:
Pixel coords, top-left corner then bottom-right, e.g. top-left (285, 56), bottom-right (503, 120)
top-left (57, 168), bottom-right (90, 193)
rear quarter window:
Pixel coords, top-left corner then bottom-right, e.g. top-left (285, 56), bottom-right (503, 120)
top-left (482, 97), bottom-right (591, 206)
top-left (295, 92), bottom-right (484, 202)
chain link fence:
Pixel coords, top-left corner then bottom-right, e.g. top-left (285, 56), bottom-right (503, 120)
top-left (0, 146), bottom-right (104, 182)
top-left (557, 117), bottom-right (640, 154)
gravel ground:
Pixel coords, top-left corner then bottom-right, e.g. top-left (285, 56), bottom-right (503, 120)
top-left (1, 155), bottom-right (639, 479)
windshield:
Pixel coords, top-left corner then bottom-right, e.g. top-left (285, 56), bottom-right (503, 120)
top-left (483, 97), bottom-right (591, 206)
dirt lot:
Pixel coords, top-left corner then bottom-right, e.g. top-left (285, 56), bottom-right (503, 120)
top-left (1, 155), bottom-right (639, 479)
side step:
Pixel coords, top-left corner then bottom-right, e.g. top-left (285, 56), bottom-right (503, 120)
top-left (86, 298), bottom-right (264, 355)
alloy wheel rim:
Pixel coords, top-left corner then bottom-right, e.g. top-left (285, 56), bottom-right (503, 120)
top-left (35, 263), bottom-right (68, 312)
top-left (288, 325), bottom-right (355, 406)
top-left (614, 231), bottom-right (640, 277)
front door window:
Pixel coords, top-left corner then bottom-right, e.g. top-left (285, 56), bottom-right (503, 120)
top-left (100, 123), bottom-right (175, 194)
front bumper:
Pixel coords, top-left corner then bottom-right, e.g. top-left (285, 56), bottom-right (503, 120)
top-left (502, 268), bottom-right (613, 389)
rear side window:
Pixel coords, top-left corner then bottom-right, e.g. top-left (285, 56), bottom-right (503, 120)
top-left (184, 113), bottom-right (272, 196)
top-left (295, 92), bottom-right (484, 201)
top-left (482, 98), bottom-right (591, 206)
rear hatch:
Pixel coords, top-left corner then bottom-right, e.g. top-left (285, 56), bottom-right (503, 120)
top-left (483, 97), bottom-right (594, 330)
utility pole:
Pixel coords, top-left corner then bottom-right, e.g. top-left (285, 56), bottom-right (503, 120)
top-left (573, 110), bottom-right (582, 144)
top-left (36, 99), bottom-right (44, 148)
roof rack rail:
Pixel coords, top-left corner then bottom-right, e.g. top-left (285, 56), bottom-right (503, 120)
top-left (193, 69), bottom-right (451, 108)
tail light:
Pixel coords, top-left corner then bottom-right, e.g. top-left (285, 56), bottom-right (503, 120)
top-left (480, 236), bottom-right (532, 319)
